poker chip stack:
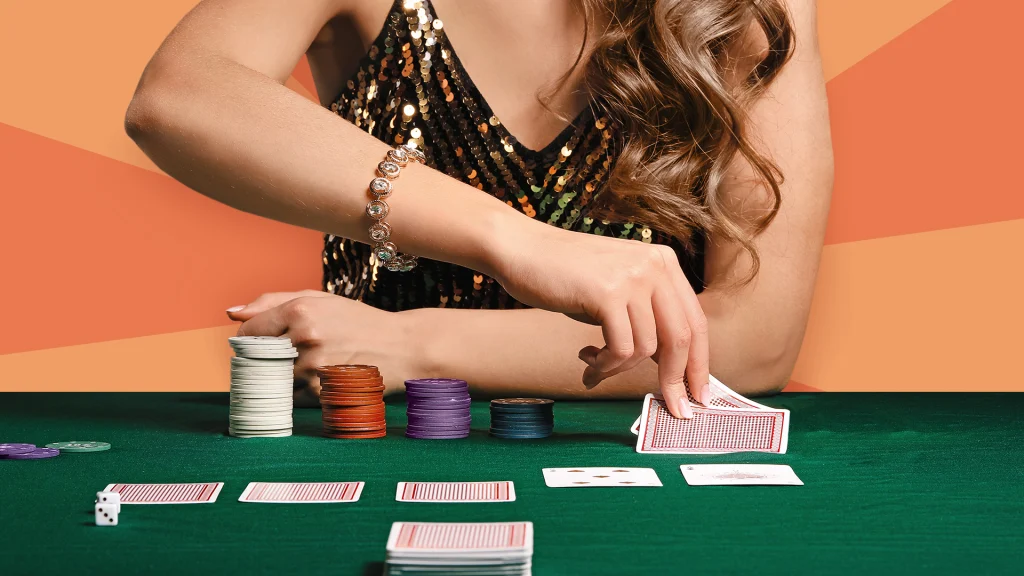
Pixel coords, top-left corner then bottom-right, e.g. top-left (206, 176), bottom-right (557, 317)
top-left (489, 398), bottom-right (555, 439)
top-left (404, 378), bottom-right (471, 439)
top-left (317, 365), bottom-right (387, 439)
top-left (228, 336), bottom-right (298, 438)
top-left (0, 443), bottom-right (60, 459)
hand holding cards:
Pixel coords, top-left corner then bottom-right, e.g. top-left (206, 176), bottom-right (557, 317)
top-left (634, 375), bottom-right (790, 454)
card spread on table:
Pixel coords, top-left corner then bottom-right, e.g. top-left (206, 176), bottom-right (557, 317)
top-left (396, 481), bottom-right (516, 502)
top-left (239, 482), bottom-right (364, 503)
top-left (634, 388), bottom-right (790, 454)
top-left (543, 467), bottom-right (662, 487)
top-left (104, 483), bottom-right (224, 504)
top-left (387, 521), bottom-right (534, 553)
top-left (680, 464), bottom-right (803, 486)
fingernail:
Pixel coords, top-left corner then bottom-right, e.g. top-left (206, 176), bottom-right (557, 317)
top-left (679, 397), bottom-right (693, 420)
top-left (226, 305), bottom-right (245, 313)
top-left (700, 383), bottom-right (711, 406)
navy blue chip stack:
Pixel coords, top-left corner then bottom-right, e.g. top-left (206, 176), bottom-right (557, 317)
top-left (404, 378), bottom-right (471, 439)
top-left (489, 398), bottom-right (555, 439)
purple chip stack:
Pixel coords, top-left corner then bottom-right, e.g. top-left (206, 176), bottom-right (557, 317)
top-left (404, 378), bottom-right (471, 439)
top-left (0, 443), bottom-right (60, 460)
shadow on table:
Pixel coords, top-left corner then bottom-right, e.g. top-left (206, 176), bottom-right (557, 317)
top-left (363, 562), bottom-right (385, 576)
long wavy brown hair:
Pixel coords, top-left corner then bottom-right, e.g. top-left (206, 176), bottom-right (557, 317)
top-left (567, 0), bottom-right (794, 280)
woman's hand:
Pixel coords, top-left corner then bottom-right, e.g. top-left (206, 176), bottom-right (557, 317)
top-left (489, 219), bottom-right (710, 419)
top-left (226, 291), bottom-right (421, 405)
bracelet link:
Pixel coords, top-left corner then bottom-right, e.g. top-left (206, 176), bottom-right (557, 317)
top-left (366, 144), bottom-right (424, 272)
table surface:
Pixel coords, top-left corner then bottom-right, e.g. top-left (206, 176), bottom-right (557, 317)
top-left (1, 392), bottom-right (1022, 575)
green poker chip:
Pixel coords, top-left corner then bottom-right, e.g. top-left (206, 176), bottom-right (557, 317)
top-left (44, 441), bottom-right (111, 453)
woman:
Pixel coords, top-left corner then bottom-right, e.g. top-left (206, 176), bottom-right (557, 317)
top-left (125, 0), bottom-right (832, 419)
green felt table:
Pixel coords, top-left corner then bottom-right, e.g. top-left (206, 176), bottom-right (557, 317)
top-left (1, 392), bottom-right (1022, 575)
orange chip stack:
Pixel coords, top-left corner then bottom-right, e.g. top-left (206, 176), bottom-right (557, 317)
top-left (316, 365), bottom-right (387, 439)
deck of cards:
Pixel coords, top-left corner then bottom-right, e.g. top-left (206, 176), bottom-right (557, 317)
top-left (385, 521), bottom-right (534, 575)
top-left (632, 376), bottom-right (791, 454)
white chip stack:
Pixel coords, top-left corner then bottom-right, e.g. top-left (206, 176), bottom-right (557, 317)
top-left (385, 521), bottom-right (534, 576)
top-left (228, 336), bottom-right (298, 438)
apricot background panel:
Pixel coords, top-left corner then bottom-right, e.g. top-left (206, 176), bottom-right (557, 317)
top-left (0, 0), bottom-right (318, 174)
top-left (816, 0), bottom-right (954, 80)
top-left (0, 122), bottom-right (322, 355)
top-left (823, 0), bottom-right (1024, 245)
top-left (793, 220), bottom-right (1024, 392)
top-left (0, 326), bottom-right (237, 392)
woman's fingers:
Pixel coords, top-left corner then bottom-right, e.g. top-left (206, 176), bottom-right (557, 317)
top-left (589, 304), bottom-right (635, 375)
top-left (652, 286), bottom-right (693, 419)
top-left (236, 304), bottom-right (292, 338)
top-left (226, 290), bottom-right (328, 321)
top-left (666, 264), bottom-right (711, 406)
top-left (583, 301), bottom-right (657, 388)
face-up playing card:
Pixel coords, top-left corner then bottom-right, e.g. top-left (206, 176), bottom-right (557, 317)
top-left (395, 481), bottom-right (516, 502)
top-left (542, 467), bottom-right (662, 487)
top-left (680, 464), bottom-right (803, 486)
top-left (635, 394), bottom-right (790, 454)
top-left (239, 482), bottom-right (364, 503)
top-left (104, 483), bottom-right (224, 504)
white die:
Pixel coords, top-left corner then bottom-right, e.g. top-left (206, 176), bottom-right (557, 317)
top-left (95, 503), bottom-right (118, 526)
top-left (96, 491), bottom-right (121, 513)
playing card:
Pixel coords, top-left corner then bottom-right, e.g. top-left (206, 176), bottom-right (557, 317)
top-left (396, 481), bottom-right (516, 502)
top-left (542, 467), bottom-right (662, 487)
top-left (635, 394), bottom-right (790, 454)
top-left (705, 375), bottom-right (773, 410)
top-left (386, 521), bottom-right (533, 554)
top-left (104, 483), bottom-right (224, 504)
top-left (630, 375), bottom-right (774, 437)
top-left (238, 482), bottom-right (364, 503)
top-left (680, 464), bottom-right (803, 486)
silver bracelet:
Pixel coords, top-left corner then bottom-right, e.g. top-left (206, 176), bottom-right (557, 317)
top-left (366, 144), bottom-right (425, 272)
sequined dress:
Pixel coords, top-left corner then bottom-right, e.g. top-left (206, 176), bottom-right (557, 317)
top-left (323, 0), bottom-right (704, 311)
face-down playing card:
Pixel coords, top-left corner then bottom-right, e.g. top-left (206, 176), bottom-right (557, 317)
top-left (635, 394), bottom-right (789, 454)
top-left (396, 481), bottom-right (516, 502)
top-left (239, 482), bottom-right (364, 503)
top-left (103, 483), bottom-right (224, 504)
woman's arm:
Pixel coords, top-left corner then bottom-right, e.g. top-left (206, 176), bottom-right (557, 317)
top-left (389, 0), bottom-right (833, 398)
top-left (699, 0), bottom-right (833, 394)
top-left (127, 0), bottom-right (712, 416)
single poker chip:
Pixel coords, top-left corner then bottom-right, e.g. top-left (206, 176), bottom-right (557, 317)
top-left (7, 447), bottom-right (61, 459)
top-left (229, 336), bottom-right (292, 345)
top-left (44, 441), bottom-right (110, 453)
top-left (0, 443), bottom-right (37, 458)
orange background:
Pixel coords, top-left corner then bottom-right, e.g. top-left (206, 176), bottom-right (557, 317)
top-left (1, 0), bottom-right (1021, 392)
